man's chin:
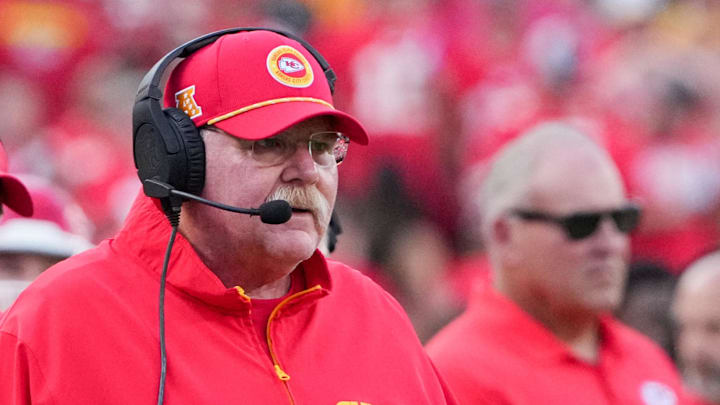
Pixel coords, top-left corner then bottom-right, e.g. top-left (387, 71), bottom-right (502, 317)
top-left (584, 286), bottom-right (623, 311)
top-left (265, 231), bottom-right (320, 261)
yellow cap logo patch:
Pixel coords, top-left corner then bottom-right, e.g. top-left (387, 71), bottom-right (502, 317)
top-left (267, 45), bottom-right (314, 88)
top-left (175, 85), bottom-right (202, 119)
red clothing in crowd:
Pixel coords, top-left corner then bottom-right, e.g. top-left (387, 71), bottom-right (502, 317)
top-left (0, 193), bottom-right (456, 405)
top-left (685, 392), bottom-right (716, 405)
top-left (426, 284), bottom-right (687, 405)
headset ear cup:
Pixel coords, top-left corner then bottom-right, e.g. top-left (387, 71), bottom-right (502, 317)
top-left (164, 108), bottom-right (206, 195)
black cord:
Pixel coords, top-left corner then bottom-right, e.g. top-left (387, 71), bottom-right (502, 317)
top-left (157, 212), bottom-right (180, 405)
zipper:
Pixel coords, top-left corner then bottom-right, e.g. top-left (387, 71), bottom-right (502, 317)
top-left (234, 286), bottom-right (250, 300)
top-left (266, 284), bottom-right (323, 405)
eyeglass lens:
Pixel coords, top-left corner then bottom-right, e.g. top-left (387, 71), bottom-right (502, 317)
top-left (562, 207), bottom-right (640, 240)
top-left (252, 132), bottom-right (348, 167)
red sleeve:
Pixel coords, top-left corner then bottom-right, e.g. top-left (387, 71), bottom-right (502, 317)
top-left (0, 331), bottom-right (51, 405)
top-left (431, 360), bottom-right (460, 405)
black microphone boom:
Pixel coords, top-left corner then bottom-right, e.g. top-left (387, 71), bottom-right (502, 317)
top-left (169, 189), bottom-right (291, 224)
top-left (142, 179), bottom-right (292, 224)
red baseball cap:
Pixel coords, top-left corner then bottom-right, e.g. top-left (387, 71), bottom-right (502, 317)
top-left (164, 30), bottom-right (368, 145)
top-left (0, 142), bottom-right (33, 217)
top-left (0, 175), bottom-right (93, 258)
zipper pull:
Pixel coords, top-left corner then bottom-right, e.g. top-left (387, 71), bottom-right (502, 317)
top-left (274, 364), bottom-right (291, 381)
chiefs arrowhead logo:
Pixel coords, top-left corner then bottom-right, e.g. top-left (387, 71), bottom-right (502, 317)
top-left (267, 45), bottom-right (314, 88)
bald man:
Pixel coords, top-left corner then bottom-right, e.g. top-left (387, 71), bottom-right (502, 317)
top-left (427, 121), bottom-right (686, 404)
top-left (673, 251), bottom-right (720, 404)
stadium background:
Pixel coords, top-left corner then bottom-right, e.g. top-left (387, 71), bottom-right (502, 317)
top-left (2, 0), bottom-right (720, 342)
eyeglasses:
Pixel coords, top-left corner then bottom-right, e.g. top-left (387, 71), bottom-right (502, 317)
top-left (510, 204), bottom-right (641, 241)
top-left (251, 131), bottom-right (349, 168)
top-left (204, 127), bottom-right (350, 168)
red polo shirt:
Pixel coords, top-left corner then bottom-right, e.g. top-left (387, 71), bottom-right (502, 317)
top-left (427, 283), bottom-right (687, 404)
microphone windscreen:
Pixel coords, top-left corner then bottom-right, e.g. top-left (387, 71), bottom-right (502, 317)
top-left (259, 200), bottom-right (292, 224)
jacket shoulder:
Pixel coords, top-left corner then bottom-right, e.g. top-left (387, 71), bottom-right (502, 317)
top-left (325, 259), bottom-right (407, 315)
top-left (2, 240), bottom-right (145, 327)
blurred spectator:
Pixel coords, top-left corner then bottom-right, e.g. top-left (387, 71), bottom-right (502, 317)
top-left (587, 11), bottom-right (720, 272)
top-left (623, 70), bottom-right (720, 272)
top-left (334, 0), bottom-right (462, 240)
top-left (259, 0), bottom-right (313, 35)
top-left (0, 0), bottom-right (110, 117)
top-left (0, 72), bottom-right (46, 154)
top-left (0, 175), bottom-right (93, 311)
top-left (0, 140), bottom-right (33, 219)
top-left (618, 260), bottom-right (678, 358)
top-left (427, 121), bottom-right (685, 404)
top-left (673, 250), bottom-right (720, 405)
top-left (364, 166), bottom-right (462, 342)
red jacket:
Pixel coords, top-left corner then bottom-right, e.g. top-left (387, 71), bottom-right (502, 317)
top-left (1, 193), bottom-right (456, 405)
top-left (426, 283), bottom-right (687, 405)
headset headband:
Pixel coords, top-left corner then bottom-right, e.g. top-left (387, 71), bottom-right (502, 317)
top-left (135, 27), bottom-right (336, 106)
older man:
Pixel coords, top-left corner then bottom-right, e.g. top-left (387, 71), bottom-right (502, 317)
top-left (427, 122), bottom-right (685, 404)
top-left (673, 251), bottom-right (720, 405)
top-left (0, 29), bottom-right (456, 404)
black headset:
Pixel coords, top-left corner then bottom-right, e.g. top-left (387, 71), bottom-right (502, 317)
top-left (132, 27), bottom-right (337, 200)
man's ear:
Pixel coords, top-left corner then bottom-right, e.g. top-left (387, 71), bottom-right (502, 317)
top-left (492, 215), bottom-right (523, 268)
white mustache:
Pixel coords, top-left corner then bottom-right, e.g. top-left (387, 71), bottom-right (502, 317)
top-left (266, 185), bottom-right (331, 228)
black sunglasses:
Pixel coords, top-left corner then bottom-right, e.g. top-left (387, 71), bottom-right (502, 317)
top-left (510, 204), bottom-right (642, 241)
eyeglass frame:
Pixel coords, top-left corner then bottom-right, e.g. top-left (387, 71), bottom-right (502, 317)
top-left (508, 203), bottom-right (642, 241)
top-left (202, 126), bottom-right (350, 168)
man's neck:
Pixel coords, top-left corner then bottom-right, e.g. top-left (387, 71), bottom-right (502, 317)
top-left (540, 311), bottom-right (601, 363)
top-left (201, 250), bottom-right (299, 297)
top-left (496, 280), bottom-right (602, 363)
top-left (245, 275), bottom-right (292, 299)
top-left (178, 213), bottom-right (304, 296)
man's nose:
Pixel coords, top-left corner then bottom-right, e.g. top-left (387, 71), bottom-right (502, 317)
top-left (588, 216), bottom-right (629, 253)
top-left (281, 142), bottom-right (320, 184)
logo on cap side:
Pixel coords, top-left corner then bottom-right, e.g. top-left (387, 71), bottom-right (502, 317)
top-left (175, 85), bottom-right (203, 119)
top-left (266, 45), bottom-right (314, 88)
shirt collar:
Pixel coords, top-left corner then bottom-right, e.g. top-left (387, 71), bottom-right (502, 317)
top-left (467, 283), bottom-right (620, 365)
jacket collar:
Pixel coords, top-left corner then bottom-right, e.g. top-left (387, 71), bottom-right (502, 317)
top-left (111, 192), bottom-right (331, 313)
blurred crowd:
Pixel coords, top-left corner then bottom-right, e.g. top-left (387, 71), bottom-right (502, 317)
top-left (2, 0), bottom-right (720, 356)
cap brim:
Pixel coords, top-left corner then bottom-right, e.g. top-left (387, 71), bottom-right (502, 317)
top-left (213, 101), bottom-right (369, 145)
top-left (0, 218), bottom-right (94, 257)
top-left (0, 174), bottom-right (34, 217)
